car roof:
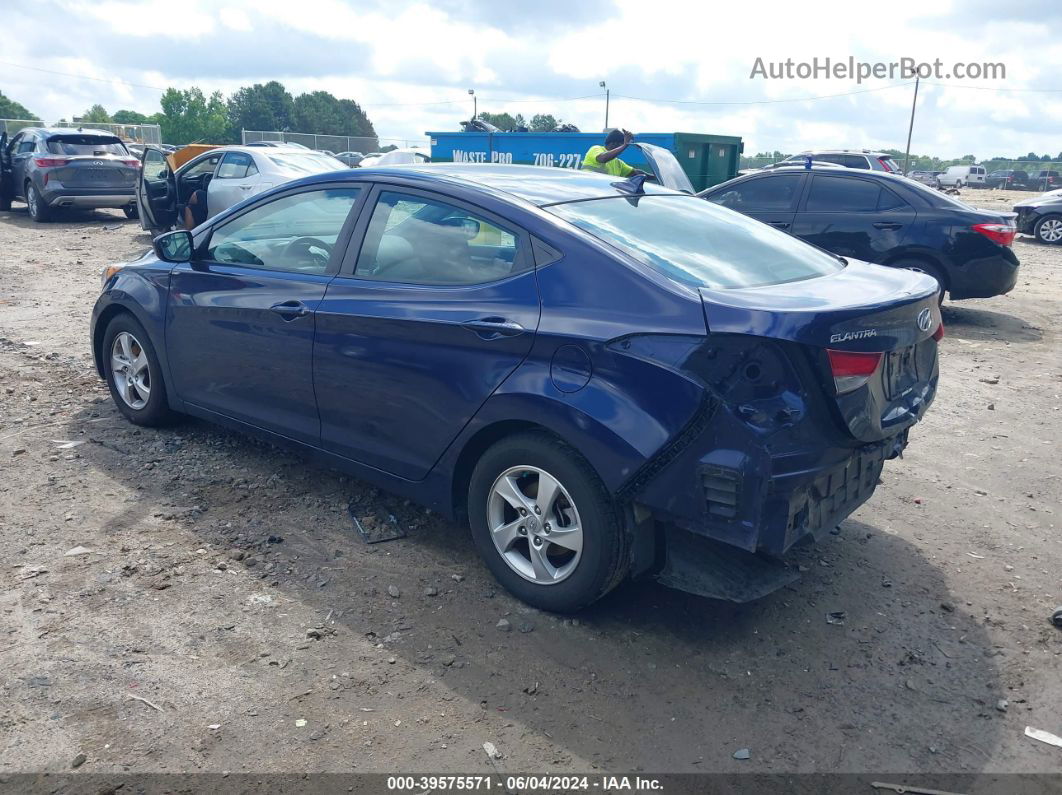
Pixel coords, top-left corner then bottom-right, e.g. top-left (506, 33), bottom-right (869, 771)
top-left (22, 127), bottom-right (122, 138)
top-left (283, 164), bottom-right (685, 207)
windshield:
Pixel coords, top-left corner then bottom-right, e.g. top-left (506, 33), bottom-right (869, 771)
top-left (548, 196), bottom-right (844, 290)
top-left (267, 152), bottom-right (345, 173)
top-left (46, 135), bottom-right (127, 156)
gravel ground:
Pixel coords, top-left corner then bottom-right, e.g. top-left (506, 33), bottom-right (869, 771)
top-left (0, 188), bottom-right (1059, 777)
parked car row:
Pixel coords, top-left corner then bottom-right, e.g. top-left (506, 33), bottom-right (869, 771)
top-left (92, 162), bottom-right (943, 612)
top-left (699, 166), bottom-right (1019, 301)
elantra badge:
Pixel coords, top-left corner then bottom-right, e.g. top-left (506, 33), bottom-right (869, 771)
top-left (830, 329), bottom-right (877, 343)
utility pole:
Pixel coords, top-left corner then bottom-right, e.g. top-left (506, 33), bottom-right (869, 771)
top-left (468, 89), bottom-right (476, 121)
top-left (599, 81), bottom-right (609, 129)
top-left (902, 76), bottom-right (920, 176)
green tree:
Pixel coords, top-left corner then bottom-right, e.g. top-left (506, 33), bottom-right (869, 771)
top-left (0, 91), bottom-right (38, 120)
top-left (293, 91), bottom-right (344, 134)
top-left (80, 104), bottom-right (112, 124)
top-left (529, 114), bottom-right (562, 132)
top-left (476, 112), bottom-right (526, 131)
top-left (226, 81), bottom-right (294, 136)
top-left (157, 87), bottom-right (229, 145)
top-left (112, 109), bottom-right (149, 124)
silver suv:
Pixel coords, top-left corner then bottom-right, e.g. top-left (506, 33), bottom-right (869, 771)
top-left (0, 127), bottom-right (140, 222)
top-left (768, 149), bottom-right (902, 173)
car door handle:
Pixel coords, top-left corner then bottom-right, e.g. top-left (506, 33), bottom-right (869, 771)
top-left (270, 300), bottom-right (310, 320)
top-left (873, 222), bottom-right (903, 230)
top-left (768, 221), bottom-right (790, 229)
top-left (460, 317), bottom-right (526, 340)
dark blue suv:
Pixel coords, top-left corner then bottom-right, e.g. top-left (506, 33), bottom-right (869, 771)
top-left (700, 167), bottom-right (1019, 302)
top-left (90, 165), bottom-right (941, 612)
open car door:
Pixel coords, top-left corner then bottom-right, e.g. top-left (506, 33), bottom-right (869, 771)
top-left (631, 142), bottom-right (695, 193)
top-left (0, 132), bottom-right (13, 211)
top-left (136, 145), bottom-right (177, 232)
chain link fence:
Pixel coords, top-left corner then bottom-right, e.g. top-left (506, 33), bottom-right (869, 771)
top-left (1, 119), bottom-right (161, 144)
top-left (242, 129), bottom-right (382, 153)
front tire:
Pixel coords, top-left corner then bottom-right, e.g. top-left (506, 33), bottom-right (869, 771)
top-left (26, 184), bottom-right (50, 222)
top-left (468, 432), bottom-right (629, 612)
top-left (123, 204), bottom-right (139, 220)
top-left (102, 314), bottom-right (175, 426)
top-left (1033, 214), bottom-right (1062, 245)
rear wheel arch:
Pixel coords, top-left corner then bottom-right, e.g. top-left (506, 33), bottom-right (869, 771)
top-left (451, 420), bottom-right (575, 524)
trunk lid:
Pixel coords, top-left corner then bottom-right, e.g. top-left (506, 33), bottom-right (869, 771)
top-left (700, 260), bottom-right (941, 443)
top-left (49, 155), bottom-right (138, 188)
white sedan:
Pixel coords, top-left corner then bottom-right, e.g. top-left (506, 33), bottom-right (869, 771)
top-left (136, 145), bottom-right (346, 231)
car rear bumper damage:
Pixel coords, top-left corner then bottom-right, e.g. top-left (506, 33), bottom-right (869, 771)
top-left (632, 429), bottom-right (908, 602)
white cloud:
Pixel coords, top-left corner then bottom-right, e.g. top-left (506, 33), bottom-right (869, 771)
top-left (4, 0), bottom-right (1061, 158)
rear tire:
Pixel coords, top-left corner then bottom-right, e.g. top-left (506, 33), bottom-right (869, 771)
top-left (26, 184), bottom-right (50, 222)
top-left (102, 314), bottom-right (175, 427)
top-left (893, 259), bottom-right (946, 305)
top-left (123, 204), bottom-right (139, 220)
top-left (1033, 214), bottom-right (1062, 245)
top-left (467, 432), bottom-right (629, 612)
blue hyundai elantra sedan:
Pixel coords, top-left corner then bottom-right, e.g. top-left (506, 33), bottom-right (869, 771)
top-left (91, 165), bottom-right (942, 612)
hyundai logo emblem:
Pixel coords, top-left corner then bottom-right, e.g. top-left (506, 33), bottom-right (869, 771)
top-left (917, 308), bottom-right (932, 332)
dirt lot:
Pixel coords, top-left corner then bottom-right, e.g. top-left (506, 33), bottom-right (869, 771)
top-left (0, 189), bottom-right (1060, 779)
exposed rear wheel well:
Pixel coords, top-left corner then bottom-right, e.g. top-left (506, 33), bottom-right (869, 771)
top-left (450, 420), bottom-right (564, 524)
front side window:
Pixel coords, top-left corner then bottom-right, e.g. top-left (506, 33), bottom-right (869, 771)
top-left (548, 195), bottom-right (843, 290)
top-left (206, 187), bottom-right (361, 274)
top-left (708, 174), bottom-right (803, 211)
top-left (184, 155), bottom-right (222, 178)
top-left (142, 148), bottom-right (168, 181)
top-left (216, 152), bottom-right (258, 179)
top-left (805, 176), bottom-right (881, 212)
top-left (355, 191), bottom-right (523, 285)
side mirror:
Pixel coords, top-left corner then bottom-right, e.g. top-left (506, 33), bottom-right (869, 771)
top-left (153, 230), bottom-right (194, 263)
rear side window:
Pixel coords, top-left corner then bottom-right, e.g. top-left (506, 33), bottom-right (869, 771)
top-left (806, 176), bottom-right (880, 212)
top-left (707, 174), bottom-right (803, 211)
top-left (548, 195), bottom-right (843, 290)
top-left (354, 191), bottom-right (524, 285)
top-left (841, 154), bottom-right (870, 169)
top-left (46, 135), bottom-right (126, 156)
top-left (216, 152), bottom-right (259, 179)
top-left (877, 187), bottom-right (908, 211)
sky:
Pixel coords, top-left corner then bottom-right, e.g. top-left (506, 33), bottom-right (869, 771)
top-left (3, 0), bottom-right (1062, 159)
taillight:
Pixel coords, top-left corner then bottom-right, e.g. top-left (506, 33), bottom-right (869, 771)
top-left (972, 223), bottom-right (1016, 246)
top-left (121, 159), bottom-right (141, 168)
top-left (932, 322), bottom-right (945, 341)
top-left (827, 349), bottom-right (883, 394)
top-left (33, 158), bottom-right (68, 167)
top-left (878, 158), bottom-right (894, 172)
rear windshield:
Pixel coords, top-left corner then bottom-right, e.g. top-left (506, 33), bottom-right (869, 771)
top-left (267, 152), bottom-right (345, 173)
top-left (547, 195), bottom-right (844, 290)
top-left (46, 135), bottom-right (127, 156)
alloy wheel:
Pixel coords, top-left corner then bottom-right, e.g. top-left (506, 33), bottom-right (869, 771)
top-left (1038, 218), bottom-right (1062, 243)
top-left (110, 331), bottom-right (151, 410)
top-left (487, 465), bottom-right (583, 585)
